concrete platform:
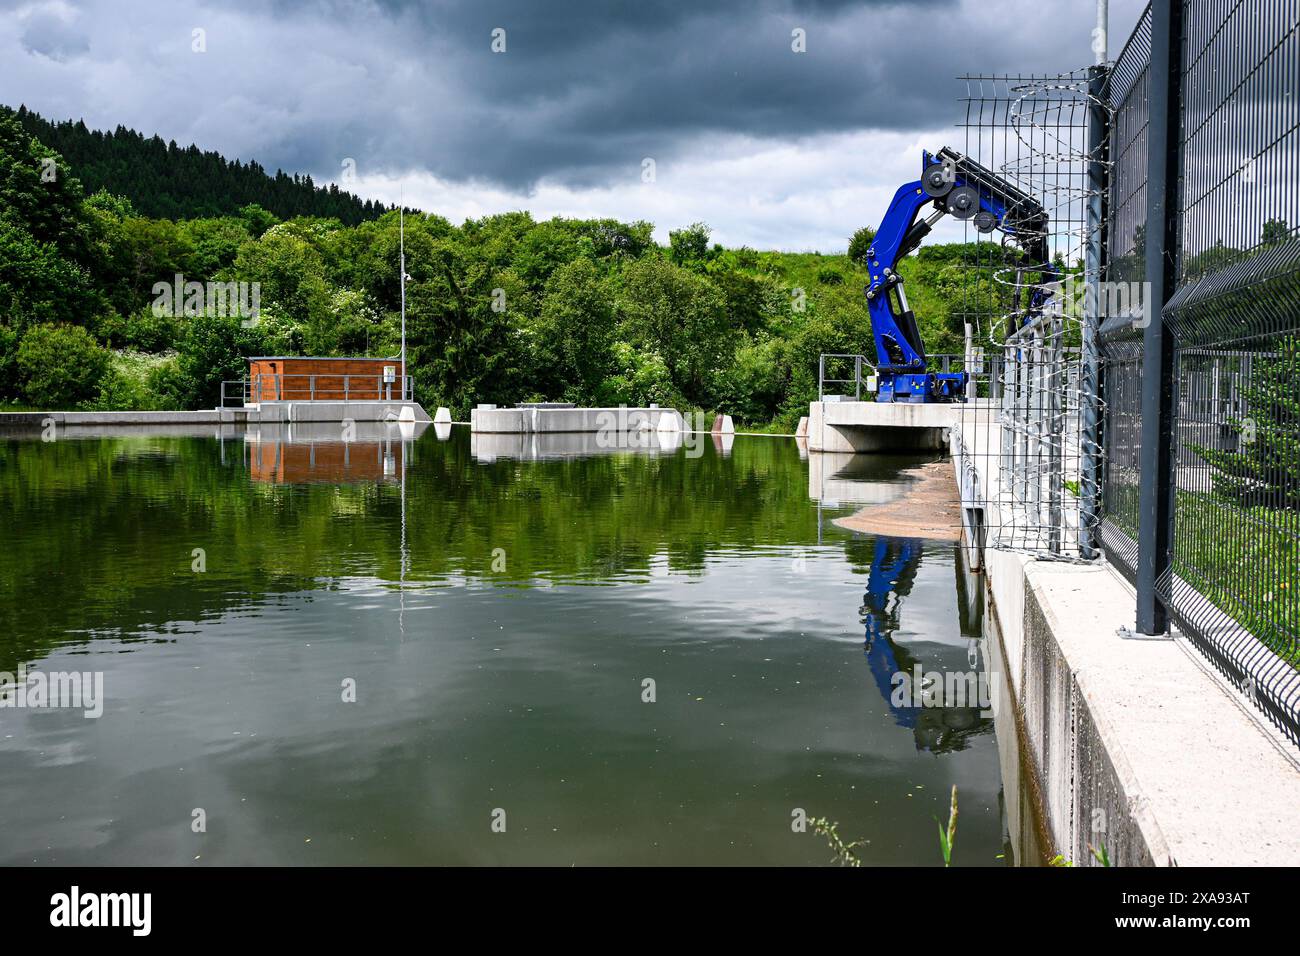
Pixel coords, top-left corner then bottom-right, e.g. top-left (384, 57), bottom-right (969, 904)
top-left (807, 400), bottom-right (956, 452)
top-left (1, 409), bottom-right (237, 428)
top-left (248, 401), bottom-right (430, 424)
top-left (471, 405), bottom-right (681, 434)
top-left (1, 401), bottom-right (429, 431)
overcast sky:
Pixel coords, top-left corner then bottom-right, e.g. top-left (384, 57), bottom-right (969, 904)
top-left (1, 0), bottom-right (1149, 250)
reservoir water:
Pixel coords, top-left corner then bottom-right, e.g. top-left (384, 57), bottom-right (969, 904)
top-left (0, 424), bottom-right (1013, 865)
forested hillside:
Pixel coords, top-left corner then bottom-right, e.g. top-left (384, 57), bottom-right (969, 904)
top-left (0, 106), bottom-right (1027, 428)
top-left (9, 105), bottom-right (387, 224)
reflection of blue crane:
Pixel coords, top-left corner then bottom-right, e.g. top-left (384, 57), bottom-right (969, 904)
top-left (860, 537), bottom-right (923, 729)
top-left (858, 535), bottom-right (992, 753)
top-left (864, 148), bottom-right (1057, 403)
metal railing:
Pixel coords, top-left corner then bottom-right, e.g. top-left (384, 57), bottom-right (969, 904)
top-left (816, 353), bottom-right (988, 401)
top-left (220, 373), bottom-right (414, 407)
top-left (817, 353), bottom-right (873, 400)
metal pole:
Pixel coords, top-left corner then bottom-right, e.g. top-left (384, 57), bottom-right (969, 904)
top-left (399, 194), bottom-right (407, 401)
top-left (1094, 0), bottom-right (1108, 66)
top-left (1080, 62), bottom-right (1109, 559)
top-left (1136, 0), bottom-right (1181, 635)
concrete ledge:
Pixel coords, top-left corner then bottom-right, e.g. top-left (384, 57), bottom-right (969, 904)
top-left (1, 410), bottom-right (234, 427)
top-left (0, 403), bottom-right (429, 428)
top-left (992, 557), bottom-right (1300, 865)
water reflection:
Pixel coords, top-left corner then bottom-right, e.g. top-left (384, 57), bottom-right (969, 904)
top-left (241, 421), bottom-right (425, 484)
top-left (0, 428), bottom-right (1012, 865)
top-left (858, 535), bottom-right (993, 754)
top-left (470, 429), bottom-right (688, 462)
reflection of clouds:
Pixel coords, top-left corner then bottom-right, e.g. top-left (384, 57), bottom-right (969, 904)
top-left (0, 547), bottom-right (1004, 864)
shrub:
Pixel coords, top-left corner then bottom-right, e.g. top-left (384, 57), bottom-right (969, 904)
top-left (85, 350), bottom-right (181, 410)
top-left (0, 323), bottom-right (19, 398)
top-left (146, 354), bottom-right (195, 410)
top-left (16, 323), bottom-right (109, 409)
top-left (123, 307), bottom-right (179, 352)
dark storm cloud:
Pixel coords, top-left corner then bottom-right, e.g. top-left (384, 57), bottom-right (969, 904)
top-left (1, 0), bottom-right (1145, 193)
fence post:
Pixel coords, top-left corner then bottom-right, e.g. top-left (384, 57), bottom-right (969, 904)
top-left (1080, 62), bottom-right (1109, 560)
top-left (1135, 0), bottom-right (1182, 635)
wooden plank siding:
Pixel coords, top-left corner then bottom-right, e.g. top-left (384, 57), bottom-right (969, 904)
top-left (246, 358), bottom-right (404, 402)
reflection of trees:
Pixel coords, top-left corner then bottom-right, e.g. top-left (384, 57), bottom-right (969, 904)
top-left (854, 536), bottom-right (992, 754)
top-left (0, 428), bottom-right (818, 670)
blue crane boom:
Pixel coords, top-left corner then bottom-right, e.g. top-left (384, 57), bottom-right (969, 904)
top-left (863, 147), bottom-right (1056, 403)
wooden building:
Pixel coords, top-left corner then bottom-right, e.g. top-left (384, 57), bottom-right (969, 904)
top-left (246, 357), bottom-right (408, 402)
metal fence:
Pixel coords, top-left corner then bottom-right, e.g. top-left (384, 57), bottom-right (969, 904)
top-left (1098, 0), bottom-right (1300, 744)
top-left (946, 72), bottom-right (1100, 560)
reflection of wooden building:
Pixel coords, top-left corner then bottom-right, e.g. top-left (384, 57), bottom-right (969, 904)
top-left (244, 423), bottom-right (411, 484)
top-left (246, 357), bottom-right (407, 402)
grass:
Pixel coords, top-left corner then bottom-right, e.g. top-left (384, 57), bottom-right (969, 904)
top-left (1173, 489), bottom-right (1298, 666)
top-left (1101, 479), bottom-right (1297, 667)
top-left (811, 785), bottom-right (960, 867)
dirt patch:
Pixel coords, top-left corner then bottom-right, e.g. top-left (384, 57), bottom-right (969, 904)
top-left (832, 459), bottom-right (964, 541)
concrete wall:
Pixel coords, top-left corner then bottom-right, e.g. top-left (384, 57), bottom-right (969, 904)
top-left (0, 403), bottom-right (428, 431)
top-left (966, 469), bottom-right (1300, 866)
top-left (258, 401), bottom-right (430, 424)
top-left (807, 400), bottom-right (954, 452)
top-left (471, 406), bottom-right (681, 434)
top-left (1, 410), bottom-right (236, 428)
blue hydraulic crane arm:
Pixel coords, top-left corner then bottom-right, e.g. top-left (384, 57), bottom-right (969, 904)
top-left (862, 147), bottom-right (1055, 403)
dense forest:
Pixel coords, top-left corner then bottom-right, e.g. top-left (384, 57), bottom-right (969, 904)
top-left (11, 105), bottom-right (388, 224)
top-left (1, 105), bottom-right (1023, 429)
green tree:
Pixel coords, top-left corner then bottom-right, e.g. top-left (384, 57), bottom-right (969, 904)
top-left (617, 256), bottom-right (730, 406)
top-left (180, 217), bottom-right (253, 278)
top-left (1261, 217), bottom-right (1291, 247)
top-left (16, 323), bottom-right (109, 408)
top-left (512, 219), bottom-right (582, 290)
top-left (407, 238), bottom-right (527, 416)
top-left (668, 222), bottom-right (712, 269)
top-left (1192, 336), bottom-right (1300, 508)
top-left (177, 313), bottom-right (268, 409)
top-left (0, 221), bottom-right (100, 327)
top-left (0, 109), bottom-right (90, 261)
top-left (848, 226), bottom-right (876, 264)
top-left (535, 258), bottom-right (615, 402)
